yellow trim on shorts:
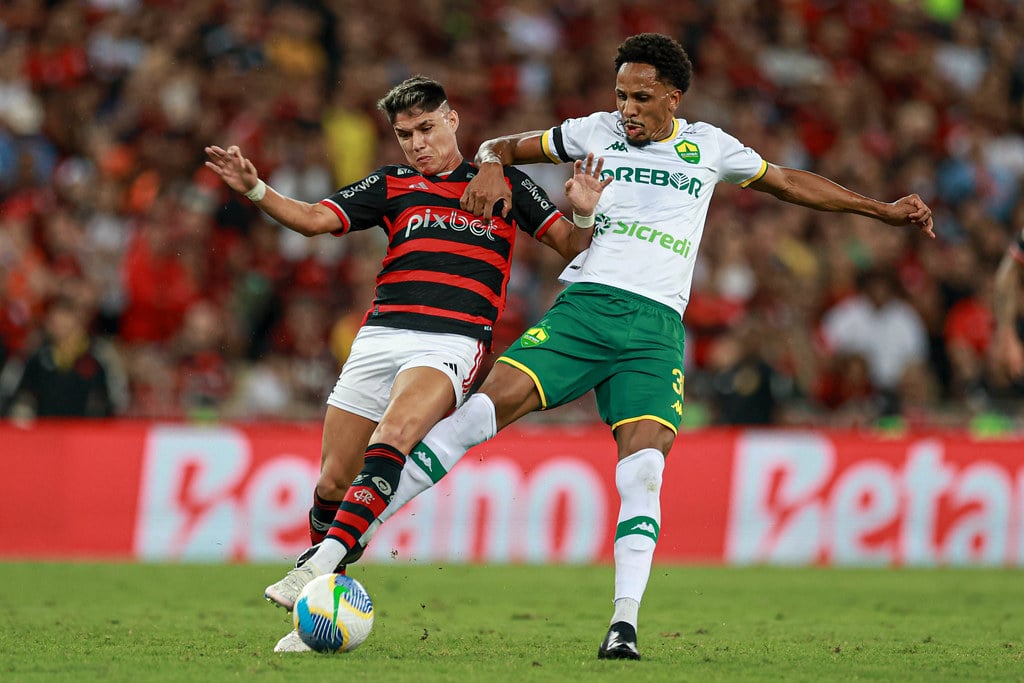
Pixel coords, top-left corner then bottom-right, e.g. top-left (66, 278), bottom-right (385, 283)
top-left (739, 160), bottom-right (768, 188)
top-left (495, 356), bottom-right (548, 409)
top-left (610, 414), bottom-right (678, 435)
top-left (539, 130), bottom-right (562, 164)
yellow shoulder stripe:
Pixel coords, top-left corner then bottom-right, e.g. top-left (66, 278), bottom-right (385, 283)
top-left (739, 160), bottom-right (768, 188)
top-left (540, 130), bottom-right (563, 164)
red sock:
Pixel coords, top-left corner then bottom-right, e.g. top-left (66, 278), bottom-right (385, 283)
top-left (325, 443), bottom-right (405, 552)
top-left (309, 492), bottom-right (341, 545)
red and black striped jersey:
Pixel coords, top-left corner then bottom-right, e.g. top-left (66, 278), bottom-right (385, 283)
top-left (319, 161), bottom-right (563, 348)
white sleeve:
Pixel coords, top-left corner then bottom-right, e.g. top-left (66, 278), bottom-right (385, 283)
top-left (713, 127), bottom-right (767, 187)
top-left (541, 112), bottom-right (613, 163)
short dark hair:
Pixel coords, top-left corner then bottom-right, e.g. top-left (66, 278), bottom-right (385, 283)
top-left (377, 76), bottom-right (449, 123)
top-left (614, 33), bottom-right (692, 94)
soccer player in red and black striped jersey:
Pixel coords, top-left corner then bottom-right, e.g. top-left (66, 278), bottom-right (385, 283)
top-left (205, 76), bottom-right (610, 650)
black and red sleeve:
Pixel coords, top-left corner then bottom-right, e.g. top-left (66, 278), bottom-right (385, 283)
top-left (504, 167), bottom-right (564, 241)
top-left (319, 168), bottom-right (390, 235)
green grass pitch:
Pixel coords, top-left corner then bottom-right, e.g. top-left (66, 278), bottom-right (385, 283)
top-left (1, 562), bottom-right (1022, 682)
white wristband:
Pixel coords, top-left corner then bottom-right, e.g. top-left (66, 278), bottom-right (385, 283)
top-left (572, 211), bottom-right (595, 228)
top-left (244, 179), bottom-right (267, 202)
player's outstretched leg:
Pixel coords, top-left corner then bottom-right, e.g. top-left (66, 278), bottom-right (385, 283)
top-left (375, 393), bottom-right (498, 526)
top-left (598, 621), bottom-right (641, 660)
top-left (265, 443), bottom-right (406, 609)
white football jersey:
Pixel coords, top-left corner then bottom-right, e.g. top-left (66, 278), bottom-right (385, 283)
top-left (542, 112), bottom-right (766, 318)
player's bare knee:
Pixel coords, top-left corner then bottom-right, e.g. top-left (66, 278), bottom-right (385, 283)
top-left (478, 364), bottom-right (541, 425)
top-left (369, 417), bottom-right (427, 454)
top-left (315, 475), bottom-right (349, 500)
top-left (614, 422), bottom-right (675, 459)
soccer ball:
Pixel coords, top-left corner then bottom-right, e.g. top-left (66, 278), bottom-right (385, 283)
top-left (292, 573), bottom-right (374, 652)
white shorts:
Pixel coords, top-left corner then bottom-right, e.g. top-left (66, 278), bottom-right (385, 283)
top-left (326, 326), bottom-right (487, 422)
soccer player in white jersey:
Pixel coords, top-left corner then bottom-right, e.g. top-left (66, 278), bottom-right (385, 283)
top-left (282, 33), bottom-right (936, 660)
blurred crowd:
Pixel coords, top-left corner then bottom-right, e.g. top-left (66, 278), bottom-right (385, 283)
top-left (1, 0), bottom-right (1024, 431)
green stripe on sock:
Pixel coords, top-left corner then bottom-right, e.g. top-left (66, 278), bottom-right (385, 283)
top-left (408, 442), bottom-right (447, 484)
top-left (615, 516), bottom-right (660, 543)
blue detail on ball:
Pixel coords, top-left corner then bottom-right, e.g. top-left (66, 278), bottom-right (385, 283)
top-left (338, 575), bottom-right (373, 614)
top-left (295, 608), bottom-right (343, 651)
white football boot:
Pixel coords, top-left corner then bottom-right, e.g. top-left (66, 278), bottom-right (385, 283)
top-left (273, 629), bottom-right (312, 653)
top-left (264, 564), bottom-right (319, 611)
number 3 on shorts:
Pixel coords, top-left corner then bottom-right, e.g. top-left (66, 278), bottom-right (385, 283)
top-left (671, 368), bottom-right (684, 417)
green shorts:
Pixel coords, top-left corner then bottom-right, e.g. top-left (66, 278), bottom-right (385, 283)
top-left (497, 282), bottom-right (686, 432)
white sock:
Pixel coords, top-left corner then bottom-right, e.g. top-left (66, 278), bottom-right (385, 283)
top-left (308, 538), bottom-right (345, 575)
top-left (310, 394), bottom-right (497, 565)
top-left (611, 448), bottom-right (665, 628)
top-left (374, 393), bottom-right (497, 526)
top-left (367, 463), bottom-right (432, 530)
top-left (611, 597), bottom-right (640, 626)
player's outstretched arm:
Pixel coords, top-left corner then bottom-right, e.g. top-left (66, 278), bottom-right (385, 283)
top-left (993, 246), bottom-right (1024, 379)
top-left (541, 154), bottom-right (613, 260)
top-left (462, 131), bottom-right (549, 221)
top-left (749, 163), bottom-right (935, 238)
top-left (204, 144), bottom-right (340, 236)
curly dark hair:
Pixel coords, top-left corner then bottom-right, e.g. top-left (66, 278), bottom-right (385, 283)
top-left (377, 75), bottom-right (449, 123)
top-left (614, 33), bottom-right (692, 94)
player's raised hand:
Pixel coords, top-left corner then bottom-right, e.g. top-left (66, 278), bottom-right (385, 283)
top-left (204, 145), bottom-right (260, 196)
top-left (886, 194), bottom-right (935, 238)
top-left (461, 162), bottom-right (511, 221)
top-left (565, 153), bottom-right (612, 217)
